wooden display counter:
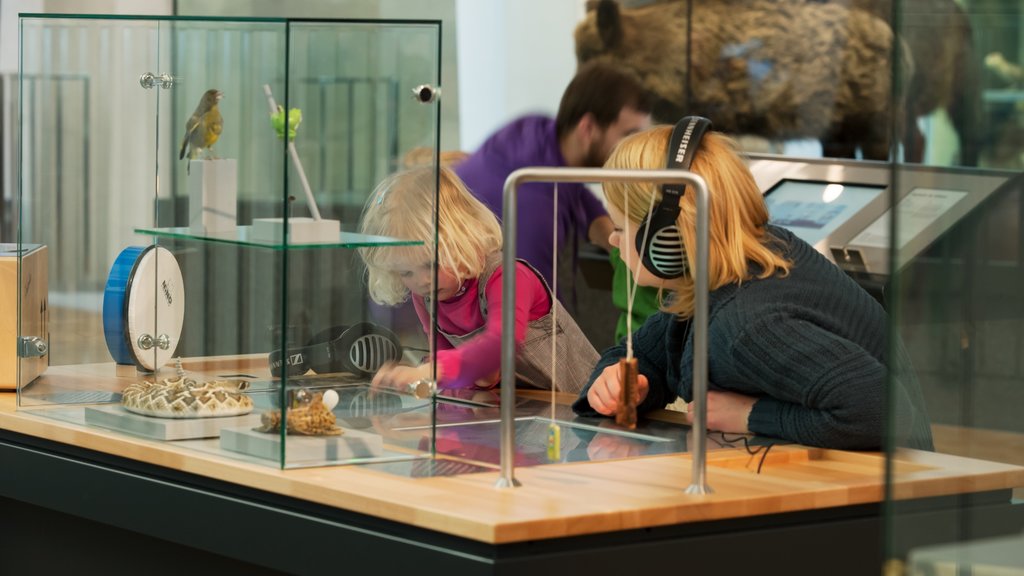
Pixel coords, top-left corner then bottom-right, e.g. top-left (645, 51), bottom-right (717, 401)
top-left (2, 391), bottom-right (1024, 575)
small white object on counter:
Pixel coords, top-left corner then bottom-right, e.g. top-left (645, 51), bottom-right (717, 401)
top-left (322, 389), bottom-right (339, 411)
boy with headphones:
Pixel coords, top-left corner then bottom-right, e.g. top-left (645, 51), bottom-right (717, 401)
top-left (572, 117), bottom-right (933, 451)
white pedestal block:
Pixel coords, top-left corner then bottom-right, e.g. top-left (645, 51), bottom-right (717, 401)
top-left (250, 217), bottom-right (340, 244)
top-left (220, 426), bottom-right (384, 462)
top-left (188, 159), bottom-right (238, 234)
top-left (84, 405), bottom-right (262, 441)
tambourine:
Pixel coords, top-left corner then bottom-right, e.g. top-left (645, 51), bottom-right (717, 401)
top-left (102, 245), bottom-right (185, 371)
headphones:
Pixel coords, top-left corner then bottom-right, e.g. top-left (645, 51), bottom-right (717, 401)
top-left (268, 322), bottom-right (403, 379)
top-left (634, 116), bottom-right (712, 279)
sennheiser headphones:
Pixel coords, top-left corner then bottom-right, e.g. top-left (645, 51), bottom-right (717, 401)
top-left (268, 322), bottom-right (403, 379)
top-left (634, 116), bottom-right (712, 279)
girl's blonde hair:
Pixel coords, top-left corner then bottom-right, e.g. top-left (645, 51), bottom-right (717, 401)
top-left (358, 166), bottom-right (502, 305)
top-left (604, 125), bottom-right (791, 318)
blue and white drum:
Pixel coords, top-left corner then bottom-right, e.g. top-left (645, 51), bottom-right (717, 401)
top-left (102, 245), bottom-right (185, 371)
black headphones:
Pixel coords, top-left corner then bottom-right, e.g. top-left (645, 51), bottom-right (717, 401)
top-left (634, 116), bottom-right (712, 279)
top-left (268, 322), bottom-right (403, 379)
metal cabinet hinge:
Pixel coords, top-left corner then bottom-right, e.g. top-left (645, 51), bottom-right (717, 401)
top-left (18, 336), bottom-right (48, 358)
top-left (139, 72), bottom-right (176, 89)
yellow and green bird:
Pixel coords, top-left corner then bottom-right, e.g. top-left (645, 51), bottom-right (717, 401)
top-left (179, 88), bottom-right (224, 173)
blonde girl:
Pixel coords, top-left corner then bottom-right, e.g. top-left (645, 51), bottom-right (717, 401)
top-left (359, 167), bottom-right (598, 393)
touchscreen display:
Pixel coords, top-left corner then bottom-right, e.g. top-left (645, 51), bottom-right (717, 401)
top-left (764, 180), bottom-right (885, 245)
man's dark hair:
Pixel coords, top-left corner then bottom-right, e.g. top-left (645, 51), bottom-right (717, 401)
top-left (555, 61), bottom-right (652, 140)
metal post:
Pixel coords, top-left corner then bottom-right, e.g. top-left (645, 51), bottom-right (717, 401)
top-left (498, 167), bottom-right (712, 494)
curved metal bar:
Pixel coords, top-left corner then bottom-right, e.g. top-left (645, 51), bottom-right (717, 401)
top-left (498, 167), bottom-right (712, 494)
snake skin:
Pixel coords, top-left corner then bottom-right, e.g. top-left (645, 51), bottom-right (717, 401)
top-left (121, 377), bottom-right (253, 419)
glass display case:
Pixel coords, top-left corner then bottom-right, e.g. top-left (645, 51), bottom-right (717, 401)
top-left (16, 14), bottom-right (443, 468)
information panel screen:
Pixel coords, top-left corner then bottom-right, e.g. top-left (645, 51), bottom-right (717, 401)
top-left (764, 180), bottom-right (885, 246)
top-left (849, 187), bottom-right (967, 250)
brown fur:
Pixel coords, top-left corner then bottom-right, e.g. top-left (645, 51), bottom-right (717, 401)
top-left (575, 0), bottom-right (912, 160)
top-left (839, 0), bottom-right (978, 164)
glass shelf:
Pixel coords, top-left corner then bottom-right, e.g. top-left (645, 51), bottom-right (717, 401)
top-left (135, 226), bottom-right (423, 250)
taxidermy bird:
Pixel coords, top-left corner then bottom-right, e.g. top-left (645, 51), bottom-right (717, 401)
top-left (179, 88), bottom-right (224, 174)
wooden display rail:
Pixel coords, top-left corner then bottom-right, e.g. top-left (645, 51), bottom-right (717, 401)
top-left (2, 390), bottom-right (1023, 545)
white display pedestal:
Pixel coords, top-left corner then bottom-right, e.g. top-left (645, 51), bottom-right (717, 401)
top-left (84, 405), bottom-right (261, 441)
top-left (188, 159), bottom-right (238, 234)
top-left (220, 426), bottom-right (383, 461)
top-left (250, 217), bottom-right (340, 244)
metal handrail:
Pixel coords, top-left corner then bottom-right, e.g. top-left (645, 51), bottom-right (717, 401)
top-left (497, 167), bottom-right (712, 494)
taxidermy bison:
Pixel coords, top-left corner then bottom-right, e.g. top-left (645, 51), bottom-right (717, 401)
top-left (840, 0), bottom-right (978, 164)
top-left (576, 0), bottom-right (977, 164)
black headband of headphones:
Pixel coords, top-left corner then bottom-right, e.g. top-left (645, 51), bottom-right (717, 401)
top-left (664, 116), bottom-right (712, 195)
top-left (633, 115), bottom-right (712, 280)
top-left (268, 322), bottom-right (403, 379)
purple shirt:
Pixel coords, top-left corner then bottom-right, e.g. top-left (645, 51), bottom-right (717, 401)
top-left (455, 115), bottom-right (607, 289)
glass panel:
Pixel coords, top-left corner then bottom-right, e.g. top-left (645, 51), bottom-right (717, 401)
top-left (277, 20), bottom-right (441, 468)
top-left (18, 16), bottom-right (161, 394)
top-left (888, 1), bottom-right (1024, 573)
top-left (16, 15), bottom-right (442, 470)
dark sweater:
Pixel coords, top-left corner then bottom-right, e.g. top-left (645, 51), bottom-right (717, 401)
top-left (573, 226), bottom-right (933, 450)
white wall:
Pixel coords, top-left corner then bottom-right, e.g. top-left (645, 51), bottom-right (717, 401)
top-left (455, 0), bottom-right (586, 152)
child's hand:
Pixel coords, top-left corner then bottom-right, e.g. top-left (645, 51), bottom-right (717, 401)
top-left (371, 362), bottom-right (432, 393)
top-left (586, 363), bottom-right (649, 416)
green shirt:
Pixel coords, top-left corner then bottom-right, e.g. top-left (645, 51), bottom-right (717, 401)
top-left (610, 248), bottom-right (661, 342)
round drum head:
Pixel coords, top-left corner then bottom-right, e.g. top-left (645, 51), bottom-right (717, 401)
top-left (102, 245), bottom-right (185, 371)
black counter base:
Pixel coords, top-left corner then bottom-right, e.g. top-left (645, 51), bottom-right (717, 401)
top-left (2, 429), bottom-right (1022, 576)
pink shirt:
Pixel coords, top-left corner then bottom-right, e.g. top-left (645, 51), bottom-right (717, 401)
top-left (411, 262), bottom-right (551, 389)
